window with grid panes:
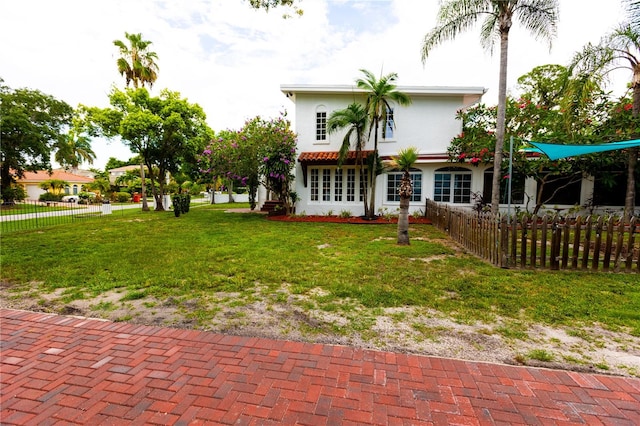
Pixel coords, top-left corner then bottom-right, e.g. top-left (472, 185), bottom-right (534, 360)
top-left (310, 168), bottom-right (319, 201)
top-left (316, 111), bottom-right (327, 141)
top-left (387, 171), bottom-right (421, 202)
top-left (322, 169), bottom-right (331, 201)
top-left (334, 169), bottom-right (343, 201)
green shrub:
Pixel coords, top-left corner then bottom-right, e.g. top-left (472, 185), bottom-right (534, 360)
top-left (2, 186), bottom-right (26, 203)
top-left (116, 192), bottom-right (131, 203)
top-left (39, 192), bottom-right (62, 202)
top-left (339, 210), bottom-right (352, 219)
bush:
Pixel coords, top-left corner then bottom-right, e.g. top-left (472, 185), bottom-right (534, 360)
top-left (2, 186), bottom-right (26, 203)
top-left (115, 192), bottom-right (131, 203)
top-left (39, 192), bottom-right (62, 202)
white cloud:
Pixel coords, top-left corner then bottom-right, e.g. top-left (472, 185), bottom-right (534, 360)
top-left (1, 0), bottom-right (630, 169)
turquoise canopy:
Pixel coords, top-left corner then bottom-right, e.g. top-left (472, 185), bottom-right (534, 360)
top-left (527, 139), bottom-right (640, 160)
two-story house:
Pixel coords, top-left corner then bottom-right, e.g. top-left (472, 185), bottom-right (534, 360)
top-left (280, 84), bottom-right (487, 216)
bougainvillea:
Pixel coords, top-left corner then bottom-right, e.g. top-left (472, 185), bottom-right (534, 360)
top-left (198, 114), bottom-right (297, 211)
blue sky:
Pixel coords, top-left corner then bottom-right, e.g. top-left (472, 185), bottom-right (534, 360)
top-left (0, 0), bottom-right (630, 169)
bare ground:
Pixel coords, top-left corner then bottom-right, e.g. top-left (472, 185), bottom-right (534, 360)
top-left (1, 280), bottom-right (639, 378)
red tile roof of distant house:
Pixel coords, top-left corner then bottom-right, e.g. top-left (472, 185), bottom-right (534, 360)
top-left (17, 170), bottom-right (94, 183)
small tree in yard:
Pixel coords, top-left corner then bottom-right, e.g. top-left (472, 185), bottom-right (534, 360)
top-left (388, 147), bottom-right (418, 245)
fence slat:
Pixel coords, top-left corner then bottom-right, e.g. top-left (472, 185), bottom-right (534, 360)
top-left (530, 216), bottom-right (538, 269)
top-left (572, 216), bottom-right (582, 269)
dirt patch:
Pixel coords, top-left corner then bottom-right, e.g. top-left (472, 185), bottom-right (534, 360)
top-left (2, 280), bottom-right (638, 378)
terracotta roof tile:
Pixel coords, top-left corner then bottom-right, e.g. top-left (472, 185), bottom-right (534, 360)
top-left (298, 150), bottom-right (374, 163)
top-left (17, 170), bottom-right (94, 183)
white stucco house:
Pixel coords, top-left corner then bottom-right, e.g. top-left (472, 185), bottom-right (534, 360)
top-left (280, 84), bottom-right (488, 216)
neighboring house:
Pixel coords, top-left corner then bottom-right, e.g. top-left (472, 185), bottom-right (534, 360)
top-left (16, 170), bottom-right (94, 200)
top-left (108, 165), bottom-right (142, 185)
top-left (281, 84), bottom-right (486, 216)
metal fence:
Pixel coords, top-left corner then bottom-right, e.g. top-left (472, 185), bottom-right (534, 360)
top-left (0, 200), bottom-right (129, 233)
top-left (425, 200), bottom-right (639, 273)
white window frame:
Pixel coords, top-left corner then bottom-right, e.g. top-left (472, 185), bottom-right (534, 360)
top-left (386, 170), bottom-right (422, 202)
top-left (434, 167), bottom-right (472, 204)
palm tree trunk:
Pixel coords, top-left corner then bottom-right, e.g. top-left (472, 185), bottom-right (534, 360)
top-left (397, 171), bottom-right (412, 245)
top-left (368, 120), bottom-right (380, 219)
top-left (491, 29), bottom-right (510, 215)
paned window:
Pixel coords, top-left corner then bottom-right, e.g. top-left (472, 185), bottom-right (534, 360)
top-left (316, 111), bottom-right (327, 141)
top-left (322, 169), bottom-right (331, 201)
top-left (310, 169), bottom-right (319, 201)
top-left (434, 167), bottom-right (472, 203)
top-left (387, 171), bottom-right (422, 202)
top-left (384, 107), bottom-right (394, 139)
top-left (334, 169), bottom-right (343, 202)
top-left (346, 169), bottom-right (356, 202)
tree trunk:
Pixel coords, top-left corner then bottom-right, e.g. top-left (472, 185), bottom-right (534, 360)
top-left (368, 120), bottom-right (380, 219)
top-left (140, 162), bottom-right (150, 211)
top-left (397, 196), bottom-right (410, 245)
top-left (490, 28), bottom-right (511, 214)
top-left (228, 180), bottom-right (234, 203)
top-left (397, 172), bottom-right (412, 245)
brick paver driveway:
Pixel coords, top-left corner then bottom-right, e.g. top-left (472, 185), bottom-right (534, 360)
top-left (1, 308), bottom-right (639, 425)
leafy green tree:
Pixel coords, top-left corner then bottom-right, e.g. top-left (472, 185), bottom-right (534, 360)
top-left (421, 0), bottom-right (559, 214)
top-left (448, 65), bottom-right (613, 215)
top-left (571, 23), bottom-right (640, 219)
top-left (0, 83), bottom-right (73, 203)
top-left (327, 102), bottom-right (370, 216)
top-left (356, 69), bottom-right (411, 219)
top-left (87, 88), bottom-right (212, 211)
top-left (388, 147), bottom-right (418, 245)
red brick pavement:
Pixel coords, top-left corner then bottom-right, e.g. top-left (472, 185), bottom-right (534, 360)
top-left (1, 308), bottom-right (639, 425)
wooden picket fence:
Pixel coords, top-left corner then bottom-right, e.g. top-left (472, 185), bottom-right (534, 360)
top-left (425, 200), bottom-right (639, 273)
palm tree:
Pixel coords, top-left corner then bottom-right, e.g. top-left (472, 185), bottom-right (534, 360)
top-left (421, 0), bottom-right (559, 214)
top-left (571, 23), bottom-right (640, 220)
top-left (389, 147), bottom-right (419, 245)
top-left (113, 32), bottom-right (159, 89)
top-left (356, 69), bottom-right (412, 219)
top-left (54, 128), bottom-right (96, 173)
top-left (327, 102), bottom-right (370, 216)
top-left (113, 32), bottom-right (159, 211)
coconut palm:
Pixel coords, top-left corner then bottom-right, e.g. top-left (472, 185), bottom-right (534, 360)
top-left (327, 102), bottom-right (370, 216)
top-left (571, 23), bottom-right (640, 220)
top-left (113, 32), bottom-right (159, 211)
top-left (356, 69), bottom-right (412, 219)
top-left (54, 128), bottom-right (96, 172)
top-left (388, 147), bottom-right (419, 245)
top-left (113, 32), bottom-right (159, 89)
top-left (421, 0), bottom-right (559, 214)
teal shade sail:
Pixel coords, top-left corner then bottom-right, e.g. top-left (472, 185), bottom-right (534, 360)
top-left (528, 139), bottom-right (640, 160)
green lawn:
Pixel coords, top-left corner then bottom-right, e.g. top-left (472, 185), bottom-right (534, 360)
top-left (2, 203), bottom-right (639, 338)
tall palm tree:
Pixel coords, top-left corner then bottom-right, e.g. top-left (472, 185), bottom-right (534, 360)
top-left (113, 32), bottom-right (159, 211)
top-left (389, 147), bottom-right (419, 245)
top-left (113, 32), bottom-right (159, 89)
top-left (421, 0), bottom-right (559, 214)
top-left (356, 69), bottom-right (411, 219)
top-left (327, 102), bottom-right (370, 216)
top-left (571, 23), bottom-right (640, 220)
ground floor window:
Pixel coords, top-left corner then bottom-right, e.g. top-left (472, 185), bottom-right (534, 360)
top-left (592, 168), bottom-right (640, 206)
top-left (536, 172), bottom-right (582, 206)
top-left (309, 167), bottom-right (366, 204)
top-left (434, 167), bottom-right (471, 203)
top-left (387, 170), bottom-right (422, 202)
top-left (483, 169), bottom-right (525, 205)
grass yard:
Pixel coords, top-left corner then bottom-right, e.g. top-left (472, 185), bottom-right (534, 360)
top-left (2, 203), bottom-right (639, 375)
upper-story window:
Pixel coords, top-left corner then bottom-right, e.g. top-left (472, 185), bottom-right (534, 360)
top-left (316, 106), bottom-right (327, 142)
top-left (383, 106), bottom-right (394, 140)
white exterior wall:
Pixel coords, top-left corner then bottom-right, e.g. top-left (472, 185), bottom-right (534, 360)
top-left (285, 85), bottom-right (486, 216)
